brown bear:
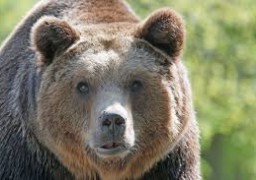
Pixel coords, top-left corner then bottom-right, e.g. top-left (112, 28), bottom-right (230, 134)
top-left (0, 0), bottom-right (200, 179)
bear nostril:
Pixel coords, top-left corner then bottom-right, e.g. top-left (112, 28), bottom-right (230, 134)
top-left (101, 113), bottom-right (126, 127)
top-left (115, 117), bottom-right (125, 126)
top-left (102, 118), bottom-right (112, 126)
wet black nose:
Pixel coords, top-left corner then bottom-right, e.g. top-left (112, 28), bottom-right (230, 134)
top-left (101, 113), bottom-right (125, 127)
top-left (99, 112), bottom-right (126, 141)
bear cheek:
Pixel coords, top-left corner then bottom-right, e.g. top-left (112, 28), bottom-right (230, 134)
top-left (131, 80), bottom-right (173, 151)
top-left (36, 81), bottom-right (90, 151)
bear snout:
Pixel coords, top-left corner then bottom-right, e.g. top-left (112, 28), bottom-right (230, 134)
top-left (93, 112), bottom-right (128, 157)
top-left (89, 102), bottom-right (135, 158)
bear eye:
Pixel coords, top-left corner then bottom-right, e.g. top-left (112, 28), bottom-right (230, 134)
top-left (77, 82), bottom-right (90, 95)
top-left (130, 80), bottom-right (143, 93)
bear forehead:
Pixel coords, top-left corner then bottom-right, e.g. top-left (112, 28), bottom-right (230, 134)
top-left (46, 37), bottom-right (170, 87)
top-left (60, 37), bottom-right (169, 78)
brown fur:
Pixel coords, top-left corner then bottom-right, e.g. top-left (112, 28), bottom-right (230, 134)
top-left (0, 0), bottom-right (200, 180)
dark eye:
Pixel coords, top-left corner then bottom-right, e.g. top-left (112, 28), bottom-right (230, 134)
top-left (130, 80), bottom-right (143, 93)
top-left (77, 82), bottom-right (89, 95)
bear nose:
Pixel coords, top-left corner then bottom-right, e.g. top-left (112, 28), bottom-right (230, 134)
top-left (101, 113), bottom-right (125, 127)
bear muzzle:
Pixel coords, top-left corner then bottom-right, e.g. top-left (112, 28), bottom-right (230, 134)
top-left (97, 112), bottom-right (127, 156)
top-left (90, 105), bottom-right (135, 159)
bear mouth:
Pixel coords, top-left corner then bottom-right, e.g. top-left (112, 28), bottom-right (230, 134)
top-left (101, 142), bottom-right (121, 149)
top-left (96, 142), bottom-right (128, 157)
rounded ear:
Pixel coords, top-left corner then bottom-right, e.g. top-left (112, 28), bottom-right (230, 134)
top-left (31, 16), bottom-right (80, 66)
top-left (136, 8), bottom-right (185, 62)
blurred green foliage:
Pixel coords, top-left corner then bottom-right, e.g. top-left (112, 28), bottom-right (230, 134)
top-left (0, 0), bottom-right (255, 179)
top-left (0, 0), bottom-right (37, 42)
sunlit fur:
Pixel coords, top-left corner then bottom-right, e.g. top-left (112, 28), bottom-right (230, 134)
top-left (0, 0), bottom-right (200, 179)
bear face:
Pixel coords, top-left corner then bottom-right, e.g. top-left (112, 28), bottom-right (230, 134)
top-left (31, 9), bottom-right (187, 179)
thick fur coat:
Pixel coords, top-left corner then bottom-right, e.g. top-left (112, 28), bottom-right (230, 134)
top-left (0, 0), bottom-right (200, 179)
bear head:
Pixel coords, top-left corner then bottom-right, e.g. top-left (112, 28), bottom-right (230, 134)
top-left (31, 8), bottom-right (187, 179)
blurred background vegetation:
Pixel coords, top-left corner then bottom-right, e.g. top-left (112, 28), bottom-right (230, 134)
top-left (0, 0), bottom-right (255, 179)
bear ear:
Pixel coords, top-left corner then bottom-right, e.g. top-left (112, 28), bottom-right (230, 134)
top-left (136, 8), bottom-right (185, 62)
top-left (31, 16), bottom-right (80, 65)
